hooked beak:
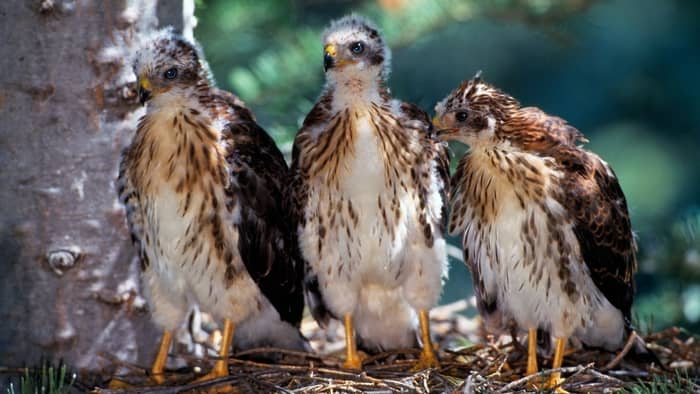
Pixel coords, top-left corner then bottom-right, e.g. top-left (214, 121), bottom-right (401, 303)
top-left (323, 44), bottom-right (355, 72)
top-left (137, 75), bottom-right (152, 105)
top-left (323, 44), bottom-right (336, 72)
top-left (432, 115), bottom-right (459, 140)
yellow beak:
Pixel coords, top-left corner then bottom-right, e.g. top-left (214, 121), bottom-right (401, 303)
top-left (324, 44), bottom-right (337, 71)
top-left (137, 74), bottom-right (153, 104)
top-left (323, 43), bottom-right (355, 71)
top-left (138, 75), bottom-right (152, 92)
top-left (324, 44), bottom-right (337, 57)
top-left (432, 115), bottom-right (460, 140)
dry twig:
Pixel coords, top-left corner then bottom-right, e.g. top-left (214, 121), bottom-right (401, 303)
top-left (602, 330), bottom-right (638, 371)
top-left (25, 302), bottom-right (693, 393)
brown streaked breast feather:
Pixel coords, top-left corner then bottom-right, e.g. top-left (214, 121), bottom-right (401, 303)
top-left (447, 154), bottom-right (473, 236)
top-left (398, 100), bottom-right (451, 234)
top-left (290, 94), bottom-right (335, 327)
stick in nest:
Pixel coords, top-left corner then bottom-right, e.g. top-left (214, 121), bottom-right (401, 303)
top-left (602, 330), bottom-right (638, 371)
top-left (496, 362), bottom-right (594, 393)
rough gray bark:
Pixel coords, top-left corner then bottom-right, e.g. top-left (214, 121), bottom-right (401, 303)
top-left (0, 0), bottom-right (188, 376)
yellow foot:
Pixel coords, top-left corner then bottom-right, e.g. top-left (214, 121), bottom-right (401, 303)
top-left (107, 373), bottom-right (165, 389)
top-left (525, 375), bottom-right (543, 391)
top-left (107, 378), bottom-right (132, 390)
top-left (544, 375), bottom-right (568, 393)
top-left (412, 309), bottom-right (440, 372)
top-left (412, 349), bottom-right (440, 371)
top-left (194, 360), bottom-right (228, 382)
top-left (342, 352), bottom-right (364, 370)
top-left (191, 318), bottom-right (234, 392)
top-left (544, 337), bottom-right (569, 393)
top-left (192, 363), bottom-right (232, 393)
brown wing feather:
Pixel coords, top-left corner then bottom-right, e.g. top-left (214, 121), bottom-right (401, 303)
top-left (216, 94), bottom-right (305, 327)
top-left (290, 94), bottom-right (334, 327)
top-left (116, 146), bottom-right (149, 270)
top-left (503, 107), bottom-right (587, 152)
top-left (513, 111), bottom-right (637, 323)
top-left (559, 152), bottom-right (637, 323)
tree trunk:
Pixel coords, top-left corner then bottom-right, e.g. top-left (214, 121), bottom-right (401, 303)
top-left (0, 0), bottom-right (189, 377)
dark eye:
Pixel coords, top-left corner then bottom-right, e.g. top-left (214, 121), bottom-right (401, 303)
top-left (163, 67), bottom-right (178, 80)
top-left (455, 111), bottom-right (468, 122)
top-left (350, 42), bottom-right (364, 54)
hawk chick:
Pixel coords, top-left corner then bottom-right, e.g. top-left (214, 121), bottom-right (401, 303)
top-left (434, 75), bottom-right (641, 390)
top-left (291, 15), bottom-right (450, 370)
top-left (118, 28), bottom-right (306, 383)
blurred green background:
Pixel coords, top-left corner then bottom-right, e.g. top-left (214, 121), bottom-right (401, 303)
top-left (194, 0), bottom-right (700, 333)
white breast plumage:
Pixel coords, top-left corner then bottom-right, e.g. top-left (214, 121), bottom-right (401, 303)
top-left (132, 110), bottom-right (266, 329)
top-left (298, 103), bottom-right (447, 351)
top-left (455, 148), bottom-right (626, 350)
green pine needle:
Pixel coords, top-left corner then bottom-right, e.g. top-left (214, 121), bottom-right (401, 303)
top-left (5, 361), bottom-right (76, 394)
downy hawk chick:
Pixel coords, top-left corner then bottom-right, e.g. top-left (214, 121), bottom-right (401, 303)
top-left (291, 15), bottom-right (450, 370)
top-left (118, 27), bottom-right (306, 384)
top-left (434, 75), bottom-right (646, 390)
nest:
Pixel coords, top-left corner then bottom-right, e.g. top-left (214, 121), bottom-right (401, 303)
top-left (87, 301), bottom-right (698, 393)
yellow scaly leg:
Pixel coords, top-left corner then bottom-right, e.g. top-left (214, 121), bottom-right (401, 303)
top-left (342, 314), bottom-right (363, 370)
top-left (150, 330), bottom-right (173, 383)
top-left (109, 330), bottom-right (173, 388)
top-left (412, 309), bottom-right (440, 371)
top-left (526, 328), bottom-right (538, 376)
top-left (195, 319), bottom-right (234, 382)
top-left (544, 337), bottom-right (569, 393)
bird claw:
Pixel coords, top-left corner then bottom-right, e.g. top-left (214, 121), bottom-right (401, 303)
top-left (526, 377), bottom-right (541, 391)
top-left (107, 373), bottom-right (166, 390)
top-left (107, 378), bottom-right (133, 390)
top-left (411, 349), bottom-right (440, 372)
top-left (524, 375), bottom-right (567, 393)
top-left (193, 360), bottom-right (228, 382)
top-left (543, 375), bottom-right (568, 393)
top-left (192, 362), bottom-right (232, 393)
top-left (342, 351), bottom-right (365, 370)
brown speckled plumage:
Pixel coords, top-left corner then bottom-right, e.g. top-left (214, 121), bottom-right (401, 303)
top-left (118, 29), bottom-right (306, 352)
top-left (435, 76), bottom-right (637, 352)
top-left (291, 16), bottom-right (449, 353)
